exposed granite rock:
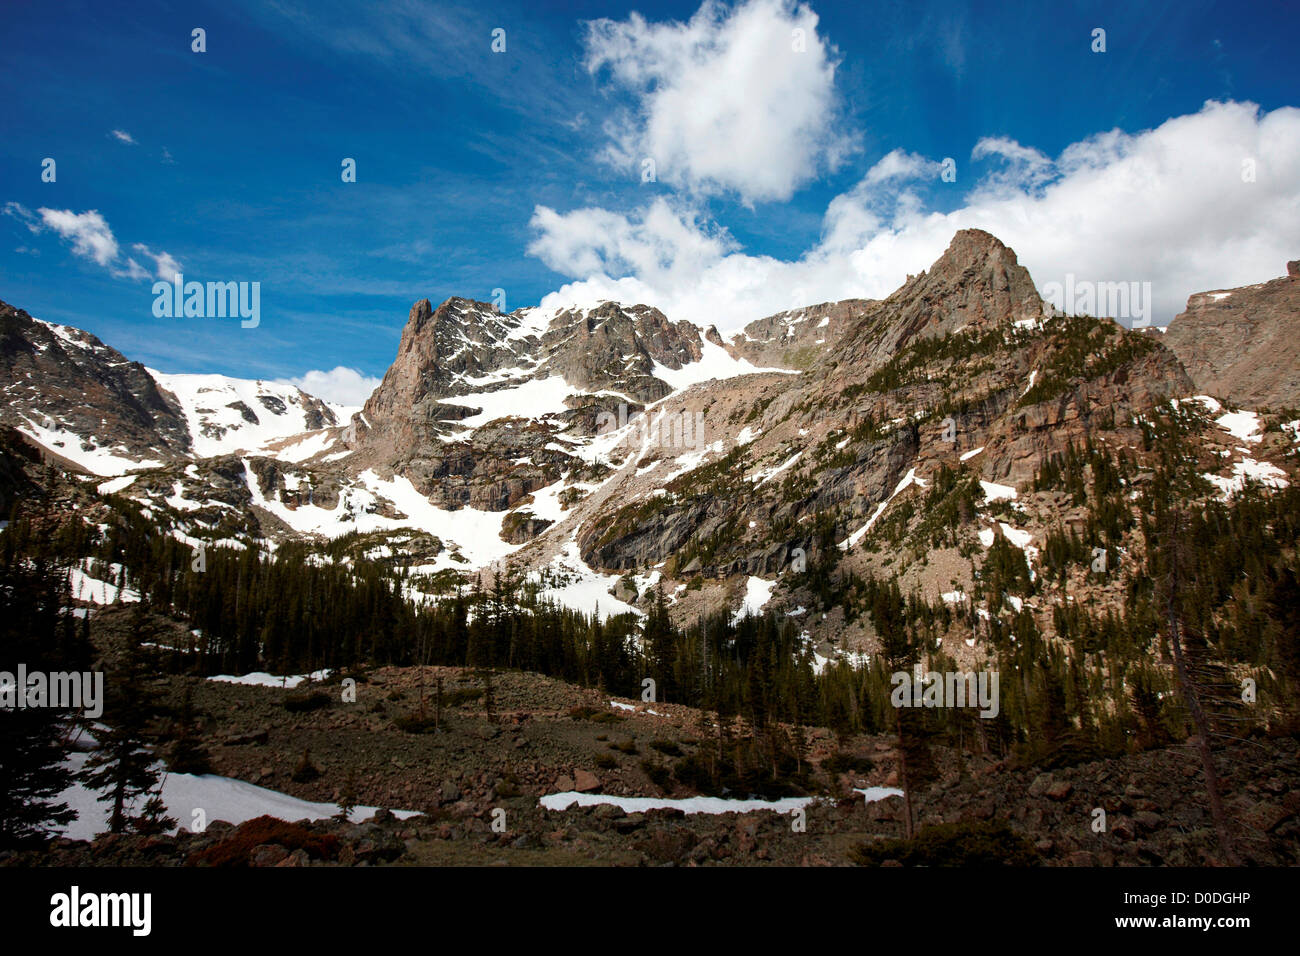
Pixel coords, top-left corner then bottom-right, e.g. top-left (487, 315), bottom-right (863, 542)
top-left (0, 300), bottom-right (191, 463)
top-left (1163, 261), bottom-right (1300, 409)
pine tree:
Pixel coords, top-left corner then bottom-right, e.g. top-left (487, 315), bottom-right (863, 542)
top-left (873, 578), bottom-right (923, 839)
top-left (1156, 507), bottom-right (1242, 866)
top-left (337, 770), bottom-right (359, 822)
top-left (79, 608), bottom-right (170, 835)
top-left (642, 587), bottom-right (675, 703)
top-left (165, 684), bottom-right (212, 775)
top-left (134, 782), bottom-right (177, 835)
top-left (0, 557), bottom-right (85, 847)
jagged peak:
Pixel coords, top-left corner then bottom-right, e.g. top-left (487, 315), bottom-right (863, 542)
top-left (897, 229), bottom-right (1031, 294)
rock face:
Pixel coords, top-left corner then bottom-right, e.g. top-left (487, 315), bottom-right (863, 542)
top-left (577, 229), bottom-right (1192, 581)
top-left (1163, 262), bottom-right (1300, 409)
top-left (541, 301), bottom-right (708, 402)
top-left (833, 228), bottom-right (1044, 370)
top-left (358, 297), bottom-right (711, 451)
top-left (728, 298), bottom-right (876, 369)
top-left (0, 299), bottom-right (345, 475)
top-left (348, 296), bottom-right (717, 511)
top-left (0, 300), bottom-right (191, 468)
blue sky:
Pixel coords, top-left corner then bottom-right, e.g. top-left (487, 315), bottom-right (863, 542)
top-left (2, 0), bottom-right (1298, 404)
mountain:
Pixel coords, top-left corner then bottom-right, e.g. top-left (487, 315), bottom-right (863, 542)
top-left (727, 298), bottom-right (876, 369)
top-left (147, 370), bottom-right (346, 460)
top-left (1163, 259), bottom-right (1300, 410)
top-left (333, 295), bottom-right (770, 516)
top-left (0, 300), bottom-right (190, 473)
top-left (528, 229), bottom-right (1207, 652)
top-left (4, 229), bottom-right (1297, 653)
top-left (0, 300), bottom-right (349, 476)
top-left (6, 228), bottom-right (1300, 869)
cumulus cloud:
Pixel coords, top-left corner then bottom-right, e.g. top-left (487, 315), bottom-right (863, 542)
top-left (109, 129), bottom-right (137, 144)
top-left (529, 100), bottom-right (1300, 332)
top-left (529, 199), bottom-right (737, 280)
top-left (970, 136), bottom-right (1053, 191)
top-left (36, 208), bottom-right (120, 267)
top-left (583, 0), bottom-right (852, 203)
top-left (132, 243), bottom-right (183, 280)
top-left (864, 149), bottom-right (946, 186)
top-left (279, 367), bottom-right (381, 409)
top-left (3, 204), bottom-right (184, 283)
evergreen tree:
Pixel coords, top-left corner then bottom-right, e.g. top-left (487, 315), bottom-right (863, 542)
top-left (79, 608), bottom-right (170, 834)
top-left (0, 557), bottom-right (85, 847)
top-left (165, 684), bottom-right (212, 775)
top-left (1154, 506), bottom-right (1242, 866)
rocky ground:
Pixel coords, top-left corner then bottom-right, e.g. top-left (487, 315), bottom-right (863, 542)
top-left (6, 664), bottom-right (1297, 867)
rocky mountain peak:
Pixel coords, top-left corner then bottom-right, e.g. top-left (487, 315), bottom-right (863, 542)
top-left (540, 301), bottom-right (706, 401)
top-left (832, 229), bottom-right (1043, 373)
top-left (1163, 258), bottom-right (1300, 408)
top-left (0, 299), bottom-right (192, 469)
top-left (893, 228), bottom-right (1040, 325)
top-left (360, 294), bottom-right (716, 450)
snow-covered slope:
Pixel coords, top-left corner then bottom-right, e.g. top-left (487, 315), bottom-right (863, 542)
top-left (1, 301), bottom-right (356, 476)
top-left (148, 370), bottom-right (351, 459)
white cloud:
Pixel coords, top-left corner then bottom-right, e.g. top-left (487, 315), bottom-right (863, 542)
top-left (970, 136), bottom-right (1053, 191)
top-left (115, 257), bottom-right (151, 281)
top-left (279, 367), bottom-right (381, 408)
top-left (529, 100), bottom-right (1300, 333)
top-left (583, 0), bottom-right (852, 203)
top-left (4, 205), bottom-right (184, 283)
top-left (132, 242), bottom-right (183, 280)
top-left (529, 198), bottom-right (737, 280)
top-left (864, 149), bottom-right (945, 186)
top-left (3, 202), bottom-right (41, 233)
top-left (109, 129), bottom-right (137, 144)
top-left (37, 208), bottom-right (120, 267)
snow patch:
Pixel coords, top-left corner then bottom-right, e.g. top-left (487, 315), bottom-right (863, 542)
top-left (54, 752), bottom-right (418, 842)
top-left (732, 576), bottom-right (776, 623)
top-left (540, 792), bottom-right (816, 815)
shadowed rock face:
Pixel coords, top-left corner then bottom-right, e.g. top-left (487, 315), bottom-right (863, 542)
top-left (1163, 262), bottom-right (1300, 409)
top-left (0, 300), bottom-right (192, 464)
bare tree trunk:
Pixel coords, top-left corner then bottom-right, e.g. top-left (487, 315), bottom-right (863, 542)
top-left (110, 783), bottom-right (126, 834)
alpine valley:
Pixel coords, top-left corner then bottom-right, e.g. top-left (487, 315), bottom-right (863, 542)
top-left (4, 230), bottom-right (1299, 868)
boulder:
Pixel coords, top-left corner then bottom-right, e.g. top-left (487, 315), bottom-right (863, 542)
top-left (249, 843), bottom-right (289, 867)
